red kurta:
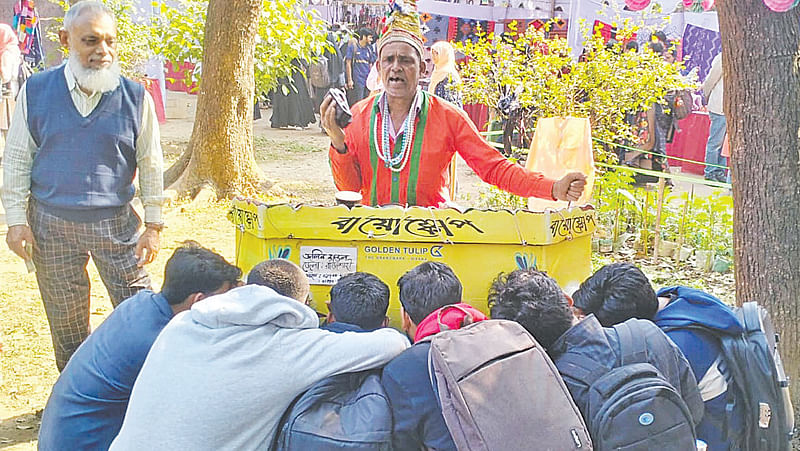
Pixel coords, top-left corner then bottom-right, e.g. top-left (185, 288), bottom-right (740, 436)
top-left (330, 92), bottom-right (556, 207)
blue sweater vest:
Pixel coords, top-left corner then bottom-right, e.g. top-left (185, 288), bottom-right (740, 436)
top-left (26, 65), bottom-right (144, 221)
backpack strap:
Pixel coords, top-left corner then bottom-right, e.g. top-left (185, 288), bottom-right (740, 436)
top-left (556, 352), bottom-right (613, 387)
top-left (739, 302), bottom-right (762, 334)
top-left (613, 321), bottom-right (648, 366)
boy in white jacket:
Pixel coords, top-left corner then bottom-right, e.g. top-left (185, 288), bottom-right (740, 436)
top-left (111, 260), bottom-right (409, 450)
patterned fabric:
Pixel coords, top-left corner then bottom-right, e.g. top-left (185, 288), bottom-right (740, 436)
top-left (12, 0), bottom-right (43, 66)
top-left (433, 76), bottom-right (462, 108)
top-left (681, 24), bottom-right (721, 83)
top-left (28, 199), bottom-right (151, 371)
top-left (378, 0), bottom-right (424, 58)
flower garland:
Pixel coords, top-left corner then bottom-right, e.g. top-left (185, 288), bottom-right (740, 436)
top-left (373, 91), bottom-right (421, 172)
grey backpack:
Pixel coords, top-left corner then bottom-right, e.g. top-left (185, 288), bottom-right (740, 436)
top-left (428, 309), bottom-right (592, 451)
top-left (271, 370), bottom-right (391, 450)
top-left (556, 320), bottom-right (696, 451)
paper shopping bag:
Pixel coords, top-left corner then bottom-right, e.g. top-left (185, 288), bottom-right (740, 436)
top-left (526, 116), bottom-right (595, 212)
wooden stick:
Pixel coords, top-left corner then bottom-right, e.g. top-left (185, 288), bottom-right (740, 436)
top-left (653, 177), bottom-right (667, 261)
top-left (642, 189), bottom-right (650, 257)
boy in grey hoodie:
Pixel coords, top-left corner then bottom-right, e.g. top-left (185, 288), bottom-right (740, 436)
top-left (110, 260), bottom-right (409, 450)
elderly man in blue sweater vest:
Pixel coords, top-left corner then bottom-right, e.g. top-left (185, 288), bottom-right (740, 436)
top-left (1, 1), bottom-right (164, 370)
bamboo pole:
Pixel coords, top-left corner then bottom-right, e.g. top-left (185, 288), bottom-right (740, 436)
top-left (642, 189), bottom-right (651, 257)
top-left (653, 177), bottom-right (667, 260)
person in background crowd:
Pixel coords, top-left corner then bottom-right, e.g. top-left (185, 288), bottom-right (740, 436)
top-left (623, 41), bottom-right (673, 185)
top-left (428, 40), bottom-right (462, 108)
top-left (310, 30), bottom-right (345, 115)
top-left (110, 259), bottom-right (409, 450)
top-left (1, 1), bottom-right (164, 371)
top-left (366, 62), bottom-right (383, 96)
top-left (702, 53), bottom-right (727, 183)
top-left (650, 42), bottom-right (672, 174)
top-left (427, 40), bottom-right (463, 198)
top-left (652, 30), bottom-right (669, 50)
top-left (664, 47), bottom-right (677, 64)
top-left (271, 59), bottom-right (316, 130)
top-left (345, 28), bottom-right (376, 106)
top-left (488, 268), bottom-right (704, 428)
top-left (572, 263), bottom-right (744, 450)
top-left (38, 242), bottom-right (241, 451)
top-left (0, 23), bottom-right (20, 140)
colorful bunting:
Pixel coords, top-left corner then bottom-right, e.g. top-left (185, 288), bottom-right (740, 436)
top-left (625, 0), bottom-right (651, 11)
top-left (762, 0), bottom-right (798, 12)
top-left (12, 0), bottom-right (43, 66)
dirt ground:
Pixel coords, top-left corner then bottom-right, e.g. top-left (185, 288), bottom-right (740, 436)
top-left (0, 110), bottom-right (489, 449)
top-left (0, 109), bottom-right (731, 449)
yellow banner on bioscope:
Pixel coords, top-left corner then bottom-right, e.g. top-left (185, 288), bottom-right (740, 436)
top-left (229, 198), bottom-right (596, 326)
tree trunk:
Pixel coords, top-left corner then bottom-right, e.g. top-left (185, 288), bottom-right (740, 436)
top-left (166, 0), bottom-right (265, 196)
top-left (716, 0), bottom-right (800, 440)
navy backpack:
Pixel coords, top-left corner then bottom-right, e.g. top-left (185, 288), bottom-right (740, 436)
top-left (659, 287), bottom-right (795, 450)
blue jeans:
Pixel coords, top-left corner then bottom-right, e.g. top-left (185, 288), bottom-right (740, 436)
top-left (704, 112), bottom-right (728, 179)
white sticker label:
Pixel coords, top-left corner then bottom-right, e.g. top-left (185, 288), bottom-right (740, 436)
top-left (300, 246), bottom-right (358, 285)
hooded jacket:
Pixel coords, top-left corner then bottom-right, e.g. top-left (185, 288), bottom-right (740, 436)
top-left (382, 303), bottom-right (488, 451)
top-left (550, 315), bottom-right (704, 427)
top-left (413, 302), bottom-right (488, 342)
top-left (110, 285), bottom-right (409, 451)
top-left (655, 286), bottom-right (745, 451)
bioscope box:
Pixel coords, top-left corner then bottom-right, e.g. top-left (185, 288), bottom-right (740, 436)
top-left (228, 198), bottom-right (596, 325)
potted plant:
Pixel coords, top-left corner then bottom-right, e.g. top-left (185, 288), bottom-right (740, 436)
top-left (657, 201), bottom-right (681, 258)
top-left (695, 248), bottom-right (714, 271)
top-left (677, 245), bottom-right (693, 262)
top-left (690, 190), bottom-right (734, 271)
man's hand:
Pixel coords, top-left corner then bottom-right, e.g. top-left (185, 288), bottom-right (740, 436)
top-left (135, 227), bottom-right (160, 267)
top-left (320, 95), bottom-right (346, 152)
top-left (6, 225), bottom-right (35, 261)
top-left (552, 172), bottom-right (588, 202)
top-left (346, 80), bottom-right (354, 90)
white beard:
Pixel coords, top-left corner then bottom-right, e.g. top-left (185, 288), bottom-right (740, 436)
top-left (68, 54), bottom-right (121, 94)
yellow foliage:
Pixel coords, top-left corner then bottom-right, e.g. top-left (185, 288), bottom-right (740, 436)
top-left (456, 19), bottom-right (697, 163)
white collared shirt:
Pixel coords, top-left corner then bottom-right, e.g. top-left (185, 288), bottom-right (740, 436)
top-left (1, 63), bottom-right (164, 226)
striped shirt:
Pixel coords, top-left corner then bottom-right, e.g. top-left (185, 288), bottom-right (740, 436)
top-left (1, 64), bottom-right (164, 226)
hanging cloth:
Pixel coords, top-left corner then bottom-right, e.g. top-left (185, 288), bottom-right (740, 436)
top-left (13, 0), bottom-right (44, 68)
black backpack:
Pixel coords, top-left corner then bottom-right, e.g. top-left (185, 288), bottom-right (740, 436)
top-left (727, 302), bottom-right (795, 450)
top-left (271, 370), bottom-right (392, 451)
top-left (557, 320), bottom-right (697, 451)
top-left (661, 294), bottom-right (795, 451)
